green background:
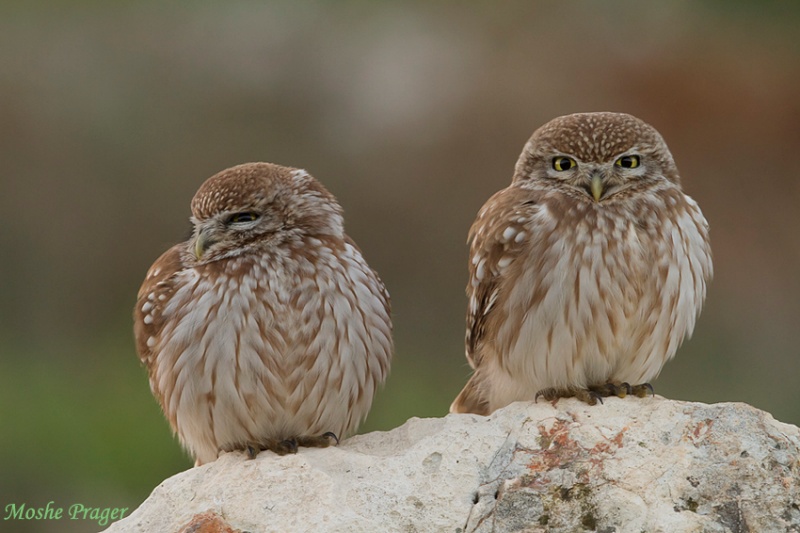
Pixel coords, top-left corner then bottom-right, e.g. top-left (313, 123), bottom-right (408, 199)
top-left (1, 2), bottom-right (799, 531)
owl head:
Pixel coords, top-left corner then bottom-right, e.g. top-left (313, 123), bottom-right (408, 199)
top-left (512, 112), bottom-right (681, 203)
top-left (188, 162), bottom-right (344, 262)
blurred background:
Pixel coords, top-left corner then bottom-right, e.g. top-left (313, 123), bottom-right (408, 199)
top-left (1, 1), bottom-right (798, 531)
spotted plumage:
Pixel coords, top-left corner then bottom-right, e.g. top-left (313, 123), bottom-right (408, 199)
top-left (451, 112), bottom-right (712, 415)
top-left (135, 162), bottom-right (392, 465)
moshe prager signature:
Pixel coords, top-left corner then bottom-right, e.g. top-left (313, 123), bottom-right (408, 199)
top-left (4, 501), bottom-right (129, 527)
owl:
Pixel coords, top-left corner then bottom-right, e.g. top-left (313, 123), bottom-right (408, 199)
top-left (134, 162), bottom-right (393, 465)
top-left (450, 112), bottom-right (712, 415)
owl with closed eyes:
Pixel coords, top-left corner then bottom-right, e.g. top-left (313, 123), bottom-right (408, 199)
top-left (135, 162), bottom-right (392, 465)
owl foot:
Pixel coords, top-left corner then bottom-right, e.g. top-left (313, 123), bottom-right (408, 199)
top-left (275, 438), bottom-right (300, 455)
top-left (589, 381), bottom-right (632, 398)
top-left (629, 382), bottom-right (655, 398)
top-left (245, 444), bottom-right (259, 460)
top-left (243, 438), bottom-right (299, 458)
top-left (296, 431), bottom-right (340, 448)
top-left (535, 387), bottom-right (603, 406)
top-left (534, 380), bottom-right (647, 406)
top-left (585, 381), bottom-right (654, 401)
top-left (245, 432), bottom-right (340, 459)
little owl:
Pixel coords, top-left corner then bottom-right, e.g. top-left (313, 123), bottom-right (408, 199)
top-left (450, 112), bottom-right (712, 415)
top-left (134, 162), bottom-right (393, 465)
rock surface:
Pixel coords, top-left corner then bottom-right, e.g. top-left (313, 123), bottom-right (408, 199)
top-left (106, 398), bottom-right (800, 533)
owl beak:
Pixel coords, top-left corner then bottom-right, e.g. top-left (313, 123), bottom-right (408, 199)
top-left (194, 235), bottom-right (206, 260)
top-left (590, 173), bottom-right (604, 202)
top-left (193, 228), bottom-right (217, 260)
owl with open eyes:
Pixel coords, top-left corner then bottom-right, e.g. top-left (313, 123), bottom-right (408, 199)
top-left (134, 162), bottom-right (392, 465)
top-left (450, 112), bottom-right (712, 415)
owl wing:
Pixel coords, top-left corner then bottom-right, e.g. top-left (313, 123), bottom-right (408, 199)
top-left (343, 234), bottom-right (393, 380)
top-left (454, 185), bottom-right (541, 415)
top-left (344, 234), bottom-right (392, 319)
top-left (465, 186), bottom-right (540, 368)
top-left (133, 243), bottom-right (187, 371)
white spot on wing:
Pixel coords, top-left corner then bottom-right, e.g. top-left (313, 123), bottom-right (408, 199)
top-left (475, 259), bottom-right (486, 281)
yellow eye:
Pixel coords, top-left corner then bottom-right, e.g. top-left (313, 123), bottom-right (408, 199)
top-left (552, 156), bottom-right (576, 171)
top-left (227, 212), bottom-right (260, 224)
top-left (615, 155), bottom-right (640, 169)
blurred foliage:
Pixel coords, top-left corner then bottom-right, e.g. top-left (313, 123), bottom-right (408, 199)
top-left (1, 2), bottom-right (799, 532)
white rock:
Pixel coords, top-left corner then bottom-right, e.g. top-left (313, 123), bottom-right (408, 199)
top-left (105, 398), bottom-right (800, 533)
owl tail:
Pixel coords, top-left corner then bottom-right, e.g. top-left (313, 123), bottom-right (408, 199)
top-left (450, 373), bottom-right (491, 415)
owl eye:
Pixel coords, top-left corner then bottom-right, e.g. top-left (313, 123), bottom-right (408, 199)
top-left (552, 156), bottom-right (576, 171)
top-left (615, 155), bottom-right (640, 169)
top-left (226, 212), bottom-right (260, 224)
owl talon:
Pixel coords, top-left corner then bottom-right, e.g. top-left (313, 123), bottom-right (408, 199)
top-left (587, 381), bottom-right (652, 399)
top-left (574, 388), bottom-right (603, 406)
top-left (296, 432), bottom-right (340, 448)
top-left (253, 433), bottom-right (339, 457)
top-left (589, 381), bottom-right (633, 399)
top-left (254, 438), bottom-right (299, 456)
top-left (245, 444), bottom-right (260, 460)
top-left (534, 387), bottom-right (602, 406)
top-left (532, 381), bottom-right (651, 407)
top-left (630, 383), bottom-right (654, 398)
top-left (276, 438), bottom-right (299, 455)
top-left (534, 387), bottom-right (559, 403)
top-left (322, 431), bottom-right (340, 445)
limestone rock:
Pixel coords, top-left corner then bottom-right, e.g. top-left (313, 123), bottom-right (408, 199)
top-left (105, 398), bottom-right (800, 533)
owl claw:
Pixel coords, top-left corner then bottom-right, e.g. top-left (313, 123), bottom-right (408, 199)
top-left (534, 387), bottom-right (559, 403)
top-left (534, 387), bottom-right (603, 405)
top-left (321, 431), bottom-right (340, 445)
top-left (276, 438), bottom-right (299, 455)
top-left (245, 444), bottom-right (260, 460)
top-left (532, 382), bottom-right (654, 408)
top-left (574, 388), bottom-right (603, 406)
top-left (250, 438), bottom-right (300, 456)
top-left (589, 381), bottom-right (633, 399)
top-left (246, 433), bottom-right (340, 458)
top-left (296, 432), bottom-right (339, 448)
top-left (586, 381), bottom-right (654, 400)
top-left (630, 383), bottom-right (655, 398)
